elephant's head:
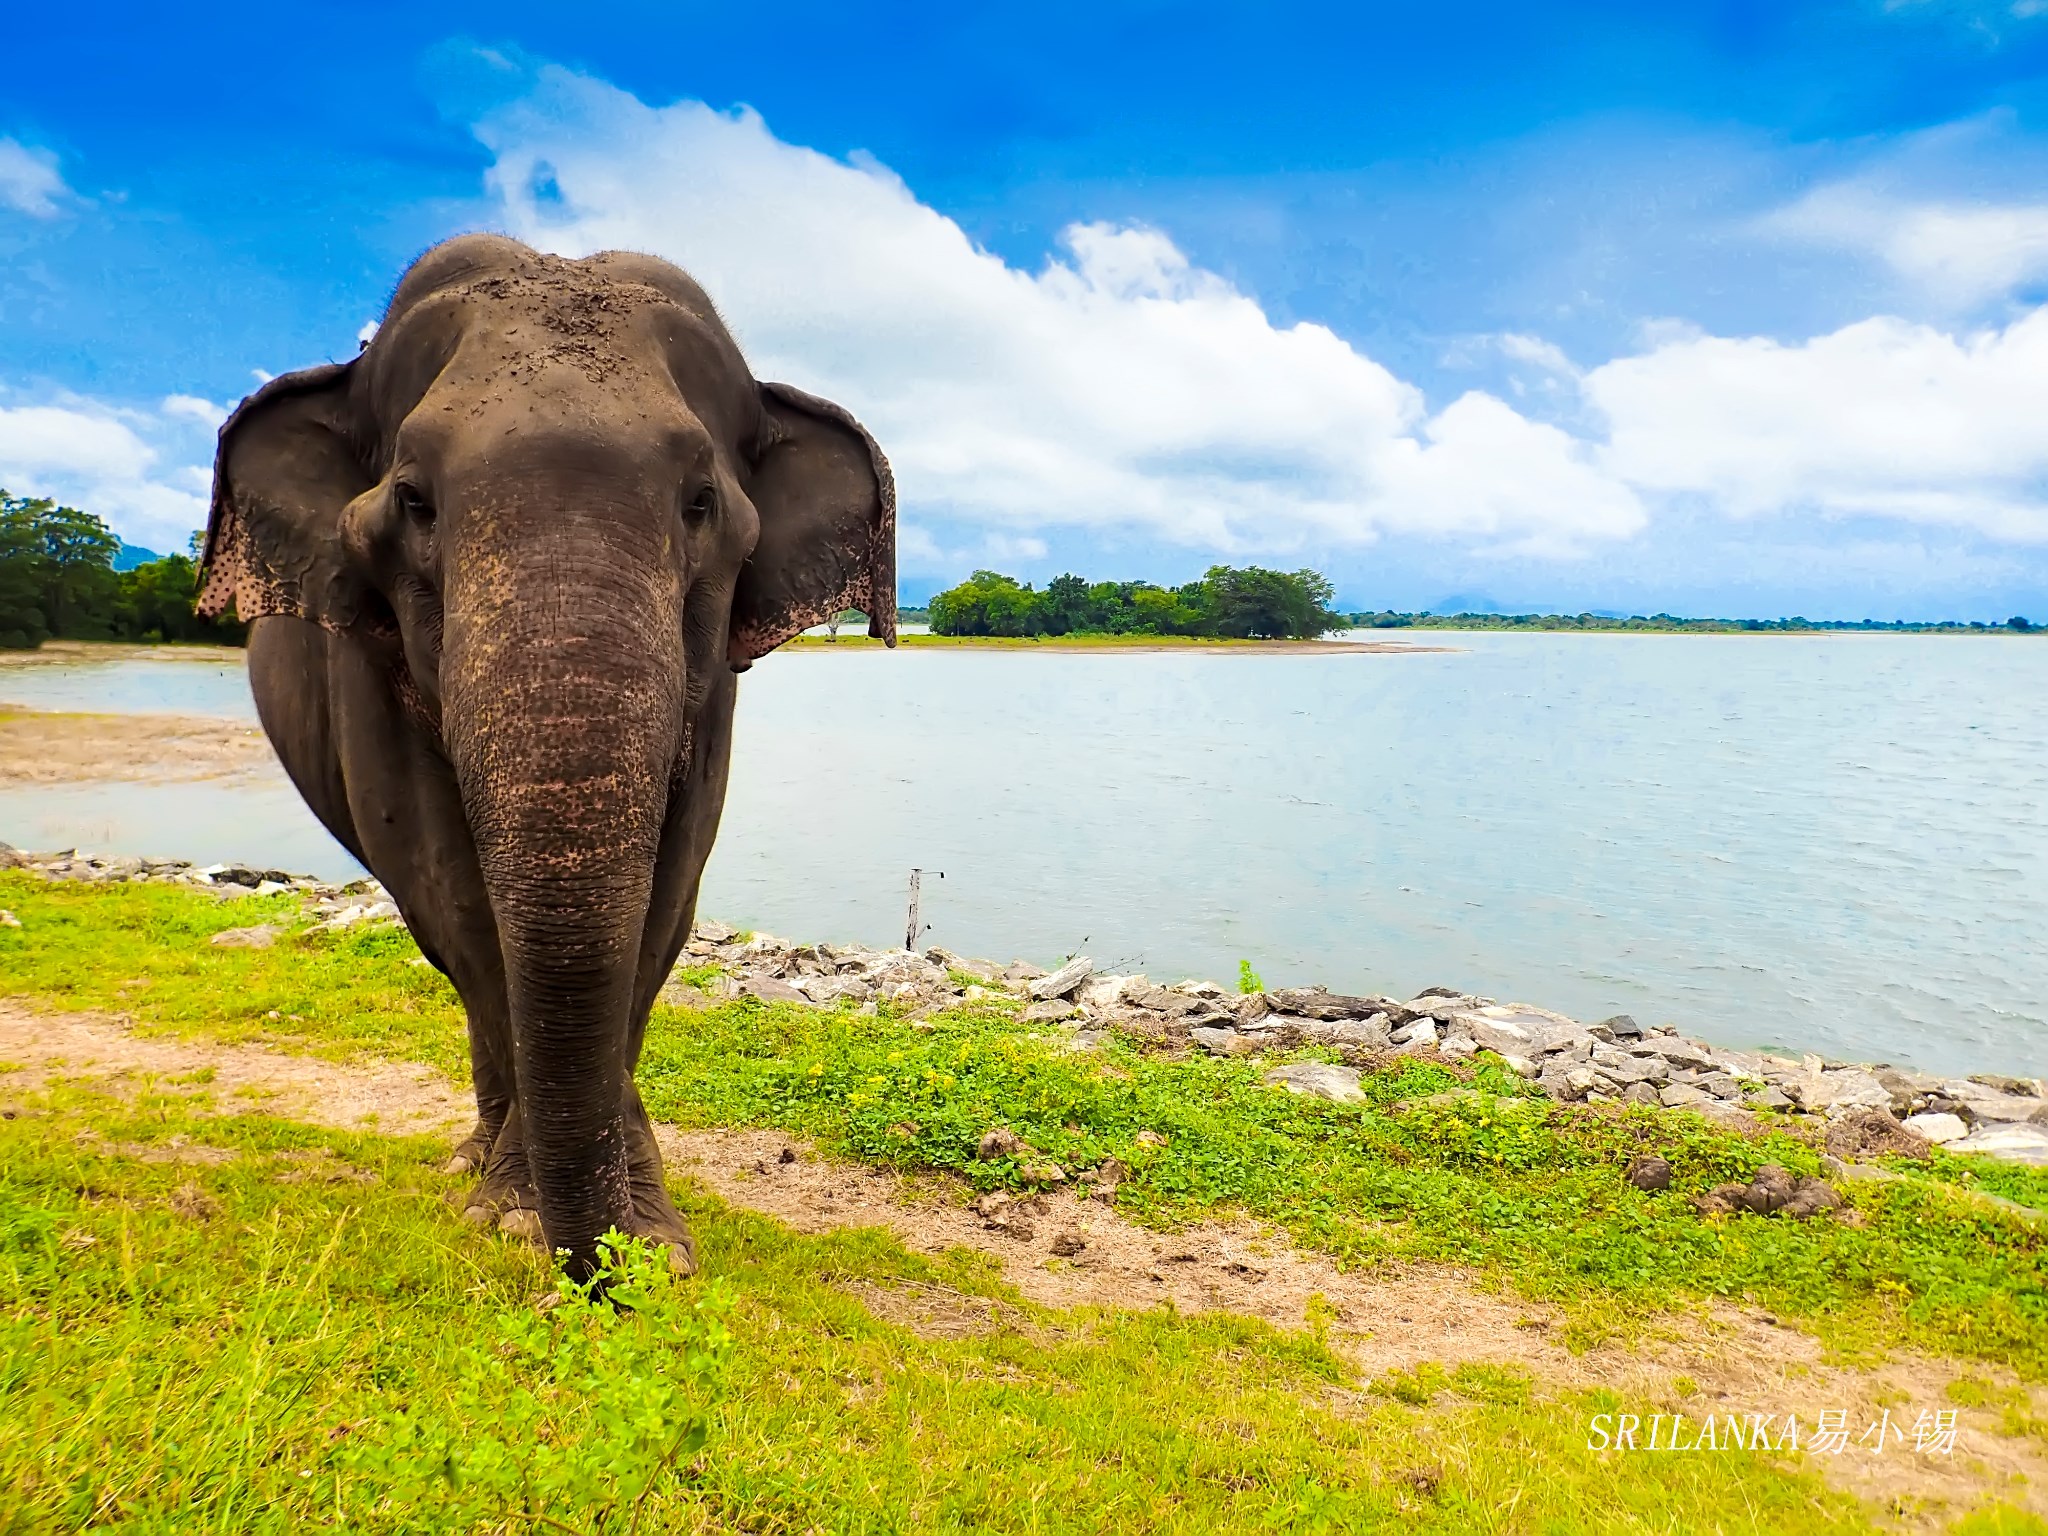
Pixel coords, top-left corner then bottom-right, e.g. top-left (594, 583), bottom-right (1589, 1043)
top-left (197, 233), bottom-right (894, 1270)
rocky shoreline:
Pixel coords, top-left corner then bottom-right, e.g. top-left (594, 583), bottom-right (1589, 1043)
top-left (6, 845), bottom-right (2046, 1169)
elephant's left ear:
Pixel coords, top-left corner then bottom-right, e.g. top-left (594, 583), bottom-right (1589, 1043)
top-left (729, 382), bottom-right (896, 667)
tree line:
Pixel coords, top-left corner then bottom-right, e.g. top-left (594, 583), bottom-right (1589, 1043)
top-left (927, 565), bottom-right (1346, 640)
top-left (0, 492), bottom-right (243, 649)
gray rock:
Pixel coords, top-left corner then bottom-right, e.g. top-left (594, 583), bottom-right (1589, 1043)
top-left (1302, 1016), bottom-right (1393, 1050)
top-left (1266, 988), bottom-right (1387, 1021)
top-left (1875, 1066), bottom-right (1944, 1115)
top-left (1970, 1073), bottom-right (2044, 1097)
top-left (1498, 1054), bottom-right (1541, 1079)
top-left (209, 924), bottom-right (283, 949)
top-left (1263, 1062), bottom-right (1366, 1104)
top-left (1391, 1016), bottom-right (1438, 1047)
top-left (739, 975), bottom-right (810, 1005)
top-left (1437, 1034), bottom-right (1478, 1060)
top-left (797, 974), bottom-right (875, 1006)
top-left (1190, 1025), bottom-right (1253, 1056)
top-left (1622, 1081), bottom-right (1662, 1106)
top-left (1020, 998), bottom-right (1079, 1025)
top-left (1462, 1019), bottom-right (1542, 1057)
top-left (1591, 1044), bottom-right (1668, 1084)
top-left (1659, 1083), bottom-right (1714, 1108)
top-left (1746, 1086), bottom-right (1794, 1111)
top-left (1116, 983), bottom-right (1198, 1017)
top-left (1594, 1014), bottom-right (1644, 1040)
top-left (693, 918), bottom-right (738, 944)
top-left (1077, 974), bottom-right (1143, 1010)
top-left (1900, 1111), bottom-right (1968, 1145)
top-left (1631, 1037), bottom-right (1713, 1070)
top-left (1695, 1072), bottom-right (1745, 1101)
top-left (1785, 1067), bottom-right (1893, 1117)
top-left (1028, 956), bottom-right (1094, 1000)
top-left (1626, 1155), bottom-right (1672, 1191)
top-left (1951, 1123), bottom-right (2048, 1166)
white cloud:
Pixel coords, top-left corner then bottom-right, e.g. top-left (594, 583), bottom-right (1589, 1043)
top-left (358, 320), bottom-right (379, 345)
top-left (1495, 333), bottom-right (1578, 373)
top-left (1768, 183), bottom-right (2048, 306)
top-left (442, 68), bottom-right (2048, 565)
top-left (0, 138), bottom-right (69, 218)
top-left (472, 70), bottom-right (1645, 558)
top-left (161, 394), bottom-right (227, 426)
top-left (0, 393), bottom-right (214, 551)
top-left (1585, 309), bottom-right (2048, 541)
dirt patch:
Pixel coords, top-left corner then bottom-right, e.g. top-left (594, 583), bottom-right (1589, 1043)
top-left (0, 706), bottom-right (278, 785)
top-left (0, 1001), bottom-right (467, 1136)
top-left (3, 999), bottom-right (2042, 1525)
top-left (0, 642), bottom-right (246, 670)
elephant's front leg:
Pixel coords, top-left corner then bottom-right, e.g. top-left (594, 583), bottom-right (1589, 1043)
top-left (444, 992), bottom-right (516, 1177)
top-left (618, 1079), bottom-right (698, 1274)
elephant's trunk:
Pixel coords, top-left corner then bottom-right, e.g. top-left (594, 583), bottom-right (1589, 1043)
top-left (442, 518), bottom-right (683, 1278)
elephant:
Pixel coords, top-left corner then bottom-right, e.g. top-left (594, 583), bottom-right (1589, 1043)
top-left (196, 233), bottom-right (895, 1279)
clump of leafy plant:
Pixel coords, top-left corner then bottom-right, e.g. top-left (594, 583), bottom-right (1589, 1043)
top-left (339, 1233), bottom-right (734, 1533)
top-left (1238, 959), bottom-right (1265, 994)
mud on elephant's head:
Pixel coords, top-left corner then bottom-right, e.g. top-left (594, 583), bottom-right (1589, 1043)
top-left (197, 232), bottom-right (895, 726)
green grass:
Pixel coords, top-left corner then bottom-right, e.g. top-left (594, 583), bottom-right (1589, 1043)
top-left (3, 872), bottom-right (2045, 1381)
top-left (0, 1079), bottom-right (1892, 1534)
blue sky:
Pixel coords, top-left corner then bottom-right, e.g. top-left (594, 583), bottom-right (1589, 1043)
top-left (5, 2), bottom-right (2048, 617)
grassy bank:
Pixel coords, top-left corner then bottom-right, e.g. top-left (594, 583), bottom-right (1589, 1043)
top-left (3, 873), bottom-right (2046, 1532)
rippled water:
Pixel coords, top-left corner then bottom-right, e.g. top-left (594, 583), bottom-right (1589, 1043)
top-left (3, 635), bottom-right (2043, 1077)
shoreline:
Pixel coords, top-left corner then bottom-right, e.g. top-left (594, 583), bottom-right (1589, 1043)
top-left (5, 844), bottom-right (2044, 1169)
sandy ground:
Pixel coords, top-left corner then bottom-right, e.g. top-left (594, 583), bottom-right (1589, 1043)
top-left (0, 705), bottom-right (276, 784)
top-left (0, 641), bottom-right (246, 668)
top-left (783, 635), bottom-right (1456, 654)
top-left (1, 997), bottom-right (2041, 1525)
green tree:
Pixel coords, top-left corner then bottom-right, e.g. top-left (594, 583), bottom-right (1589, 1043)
top-left (0, 491), bottom-right (121, 643)
top-left (927, 570), bottom-right (1047, 636)
top-left (1192, 565), bottom-right (1344, 639)
top-left (0, 501), bottom-right (52, 648)
top-left (0, 489), bottom-right (242, 648)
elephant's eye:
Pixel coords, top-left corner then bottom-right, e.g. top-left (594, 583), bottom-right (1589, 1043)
top-left (682, 483), bottom-right (718, 526)
top-left (394, 480), bottom-right (435, 529)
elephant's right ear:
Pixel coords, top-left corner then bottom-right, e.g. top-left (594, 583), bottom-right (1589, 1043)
top-left (197, 362), bottom-right (380, 633)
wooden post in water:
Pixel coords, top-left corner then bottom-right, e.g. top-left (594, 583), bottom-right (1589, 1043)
top-left (906, 868), bottom-right (944, 952)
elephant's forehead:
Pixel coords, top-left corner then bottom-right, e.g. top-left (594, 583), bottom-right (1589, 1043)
top-left (442, 273), bottom-right (697, 377)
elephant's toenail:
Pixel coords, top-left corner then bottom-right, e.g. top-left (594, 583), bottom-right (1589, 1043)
top-left (442, 1154), bottom-right (477, 1177)
top-left (461, 1204), bottom-right (494, 1228)
top-left (498, 1208), bottom-right (544, 1242)
top-left (667, 1243), bottom-right (699, 1278)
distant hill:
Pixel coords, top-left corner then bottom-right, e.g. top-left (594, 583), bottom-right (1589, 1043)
top-left (1426, 593), bottom-right (1505, 615)
top-left (112, 541), bottom-right (163, 572)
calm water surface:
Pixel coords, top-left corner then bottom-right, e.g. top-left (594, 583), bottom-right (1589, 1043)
top-left (2, 635), bottom-right (2042, 1077)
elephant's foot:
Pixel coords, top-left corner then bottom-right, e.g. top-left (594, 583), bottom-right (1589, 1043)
top-left (441, 1115), bottom-right (501, 1178)
top-left (614, 1206), bottom-right (699, 1277)
top-left (620, 1091), bottom-right (698, 1276)
top-left (461, 1107), bottom-right (540, 1233)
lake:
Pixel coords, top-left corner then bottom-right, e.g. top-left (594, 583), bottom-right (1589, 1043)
top-left (3, 635), bottom-right (2043, 1078)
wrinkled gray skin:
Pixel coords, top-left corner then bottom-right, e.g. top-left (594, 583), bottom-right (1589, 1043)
top-left (198, 234), bottom-right (895, 1279)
